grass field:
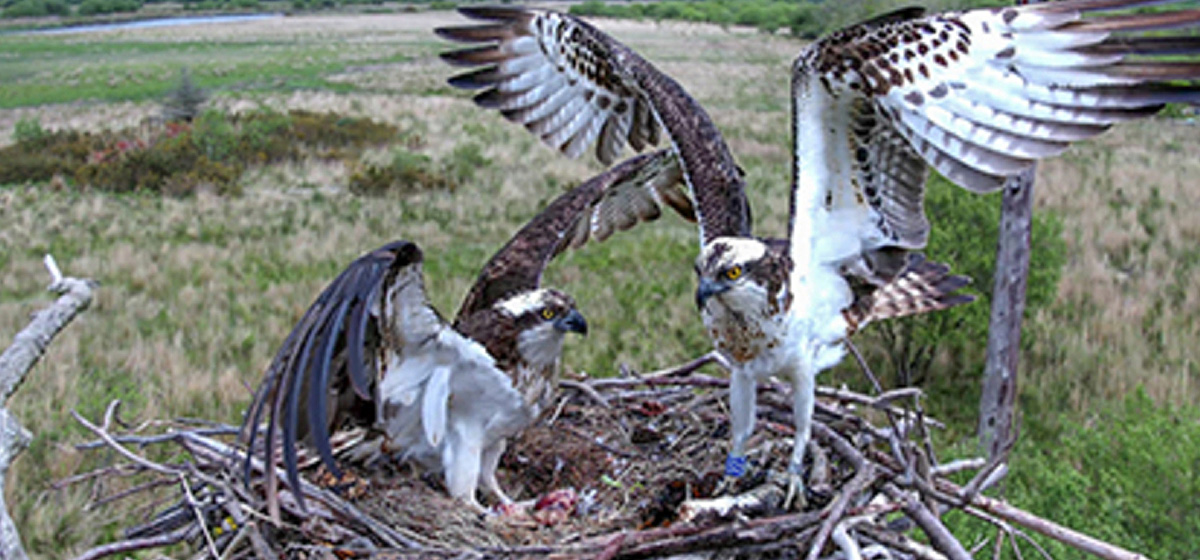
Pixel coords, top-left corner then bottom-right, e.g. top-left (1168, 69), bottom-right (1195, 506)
top-left (2, 9), bottom-right (1199, 558)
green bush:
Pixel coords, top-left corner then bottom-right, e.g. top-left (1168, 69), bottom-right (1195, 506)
top-left (858, 174), bottom-right (1066, 424)
top-left (76, 0), bottom-right (141, 15)
top-left (287, 109), bottom-right (397, 153)
top-left (75, 133), bottom-right (242, 195)
top-left (348, 148), bottom-right (456, 196)
top-left (191, 109), bottom-right (239, 163)
top-left (13, 117), bottom-right (47, 144)
top-left (569, 0), bottom-right (839, 37)
top-left (233, 109), bottom-right (294, 163)
top-left (443, 142), bottom-right (489, 186)
top-left (0, 128), bottom-right (100, 185)
top-left (2, 0), bottom-right (68, 17)
top-left (945, 390), bottom-right (1200, 558)
top-left (1, 109), bottom-right (400, 195)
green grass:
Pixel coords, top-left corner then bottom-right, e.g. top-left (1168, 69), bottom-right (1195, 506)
top-left (2, 10), bottom-right (1200, 559)
top-left (0, 32), bottom-right (421, 108)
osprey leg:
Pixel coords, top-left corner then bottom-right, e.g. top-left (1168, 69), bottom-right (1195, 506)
top-left (725, 369), bottom-right (757, 478)
top-left (443, 426), bottom-right (487, 513)
top-left (478, 439), bottom-right (513, 505)
top-left (785, 366), bottom-right (816, 509)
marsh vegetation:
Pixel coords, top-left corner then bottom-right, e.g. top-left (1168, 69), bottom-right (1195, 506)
top-left (1, 9), bottom-right (1198, 558)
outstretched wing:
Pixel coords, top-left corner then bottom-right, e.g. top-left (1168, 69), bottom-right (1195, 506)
top-left (788, 0), bottom-right (1200, 290)
top-left (438, 6), bottom-right (750, 245)
top-left (454, 148), bottom-right (689, 323)
top-left (240, 240), bottom-right (435, 511)
top-left (843, 253), bottom-right (975, 334)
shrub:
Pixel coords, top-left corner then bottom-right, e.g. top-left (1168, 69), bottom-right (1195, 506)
top-left (2, 0), bottom-right (68, 17)
top-left (0, 129), bottom-right (100, 185)
top-left (287, 110), bottom-right (397, 152)
top-left (2, 110), bottom-right (401, 195)
top-left (13, 117), bottom-right (47, 145)
top-left (233, 109), bottom-right (294, 163)
top-left (77, 0), bottom-right (141, 15)
top-left (858, 174), bottom-right (1066, 423)
top-left (76, 134), bottom-right (242, 195)
top-left (348, 148), bottom-right (455, 196)
top-left (443, 142), bottom-right (489, 186)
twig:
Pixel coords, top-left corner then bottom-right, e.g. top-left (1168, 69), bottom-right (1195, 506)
top-left (937, 479), bottom-right (1150, 560)
top-left (845, 339), bottom-right (884, 395)
top-left (89, 476), bottom-right (176, 509)
top-left (72, 526), bottom-right (192, 560)
top-left (883, 483), bottom-right (971, 560)
top-left (71, 402), bottom-right (181, 476)
top-left (178, 472), bottom-right (220, 558)
top-left (560, 379), bottom-right (612, 409)
top-left (831, 522), bottom-right (862, 560)
top-left (806, 462), bottom-right (877, 560)
top-left (962, 505), bottom-right (1053, 560)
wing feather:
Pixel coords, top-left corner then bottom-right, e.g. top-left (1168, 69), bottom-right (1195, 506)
top-left (438, 8), bottom-right (651, 166)
top-left (240, 241), bottom-right (426, 512)
top-left (789, 0), bottom-right (1200, 288)
top-left (439, 6), bottom-right (750, 245)
top-left (421, 365), bottom-right (452, 447)
top-left (454, 149), bottom-right (689, 322)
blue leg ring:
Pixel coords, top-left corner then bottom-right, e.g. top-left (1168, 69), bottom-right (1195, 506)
top-left (725, 455), bottom-right (747, 478)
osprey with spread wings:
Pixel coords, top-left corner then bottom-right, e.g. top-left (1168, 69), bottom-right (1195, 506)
top-left (438, 0), bottom-right (1200, 504)
top-left (241, 149), bottom-right (687, 513)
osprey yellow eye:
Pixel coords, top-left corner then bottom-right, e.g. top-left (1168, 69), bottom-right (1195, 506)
top-left (726, 266), bottom-right (743, 281)
top-left (541, 308), bottom-right (556, 320)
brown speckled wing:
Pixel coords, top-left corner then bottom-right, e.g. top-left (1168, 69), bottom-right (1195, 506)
top-left (241, 241), bottom-right (425, 513)
top-left (437, 6), bottom-right (656, 165)
top-left (438, 6), bottom-right (751, 246)
top-left (843, 253), bottom-right (975, 334)
top-left (796, 0), bottom-right (1200, 195)
top-left (454, 149), bottom-right (690, 324)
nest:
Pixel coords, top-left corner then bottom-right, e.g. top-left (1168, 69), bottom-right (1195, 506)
top-left (67, 365), bottom-right (1081, 560)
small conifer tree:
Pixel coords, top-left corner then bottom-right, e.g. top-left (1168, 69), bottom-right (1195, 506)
top-left (161, 67), bottom-right (207, 123)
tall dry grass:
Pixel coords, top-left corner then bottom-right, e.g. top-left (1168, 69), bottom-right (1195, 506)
top-left (0, 11), bottom-right (1198, 557)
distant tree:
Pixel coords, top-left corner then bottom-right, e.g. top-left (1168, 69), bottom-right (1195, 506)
top-left (77, 0), bottom-right (140, 15)
top-left (161, 68), bottom-right (208, 123)
top-left (2, 0), bottom-right (68, 17)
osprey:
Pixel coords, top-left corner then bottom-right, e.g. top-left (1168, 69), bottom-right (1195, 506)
top-left (438, 1), bottom-right (1200, 504)
top-left (242, 149), bottom-right (688, 513)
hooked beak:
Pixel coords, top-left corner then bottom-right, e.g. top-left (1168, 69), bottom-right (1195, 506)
top-left (695, 277), bottom-right (729, 310)
top-left (554, 308), bottom-right (589, 336)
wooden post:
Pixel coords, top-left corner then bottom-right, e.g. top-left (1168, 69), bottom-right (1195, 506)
top-left (978, 166), bottom-right (1035, 464)
top-left (0, 256), bottom-right (96, 560)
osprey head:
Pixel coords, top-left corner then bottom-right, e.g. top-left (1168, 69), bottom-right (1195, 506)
top-left (496, 288), bottom-right (588, 368)
top-left (694, 237), bottom-right (771, 312)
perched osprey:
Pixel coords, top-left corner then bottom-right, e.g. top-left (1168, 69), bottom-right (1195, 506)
top-left (242, 149), bottom-right (688, 513)
top-left (438, 1), bottom-right (1200, 504)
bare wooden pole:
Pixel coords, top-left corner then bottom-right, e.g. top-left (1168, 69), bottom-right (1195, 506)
top-left (978, 138), bottom-right (1036, 464)
top-left (0, 256), bottom-right (96, 560)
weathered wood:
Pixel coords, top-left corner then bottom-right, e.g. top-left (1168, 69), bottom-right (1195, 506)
top-left (0, 256), bottom-right (96, 560)
top-left (978, 166), bottom-right (1034, 464)
top-left (937, 479), bottom-right (1150, 560)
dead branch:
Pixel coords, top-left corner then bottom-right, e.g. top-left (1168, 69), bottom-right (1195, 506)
top-left (937, 479), bottom-right (1150, 560)
top-left (0, 255), bottom-right (96, 560)
top-left (72, 526), bottom-right (192, 560)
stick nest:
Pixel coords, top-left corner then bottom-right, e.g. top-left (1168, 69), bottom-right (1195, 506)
top-left (67, 369), bottom-right (1030, 560)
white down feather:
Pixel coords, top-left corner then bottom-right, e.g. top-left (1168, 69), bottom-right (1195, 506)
top-left (375, 326), bottom-right (530, 475)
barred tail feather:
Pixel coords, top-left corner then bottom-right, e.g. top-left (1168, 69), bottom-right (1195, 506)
top-left (844, 254), bottom-right (975, 333)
